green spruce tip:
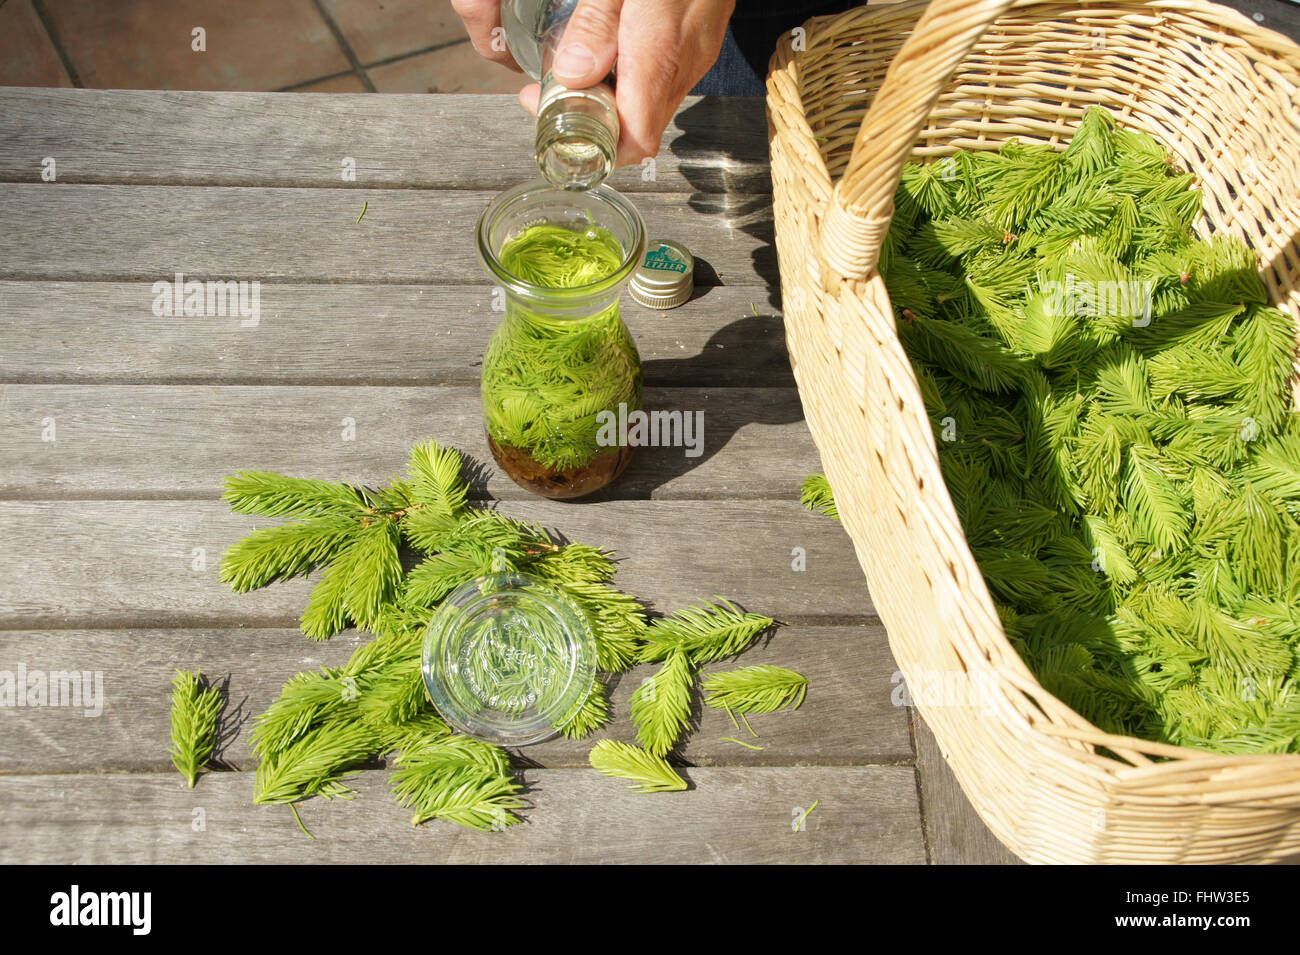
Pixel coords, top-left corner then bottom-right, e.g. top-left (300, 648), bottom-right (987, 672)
top-left (169, 669), bottom-right (224, 788)
top-left (555, 678), bottom-right (612, 739)
top-left (639, 596), bottom-right (775, 666)
top-left (390, 733), bottom-right (523, 830)
top-left (220, 441), bottom-right (473, 642)
top-left (800, 473), bottom-right (839, 519)
top-left (702, 665), bottom-right (809, 715)
top-left (881, 105), bottom-right (1300, 752)
top-left (630, 647), bottom-right (694, 757)
top-left (588, 740), bottom-right (687, 793)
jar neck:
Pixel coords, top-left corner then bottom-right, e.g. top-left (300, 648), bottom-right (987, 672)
top-left (502, 289), bottom-right (623, 331)
top-left (475, 182), bottom-right (648, 309)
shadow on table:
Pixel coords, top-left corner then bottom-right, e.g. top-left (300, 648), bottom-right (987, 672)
top-left (578, 309), bottom-right (802, 500)
top-left (669, 97), bottom-right (781, 312)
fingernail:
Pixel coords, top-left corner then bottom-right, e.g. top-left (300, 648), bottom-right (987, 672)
top-left (554, 43), bottom-right (596, 79)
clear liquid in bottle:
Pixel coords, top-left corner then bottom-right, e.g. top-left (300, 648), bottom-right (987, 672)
top-left (502, 0), bottom-right (620, 191)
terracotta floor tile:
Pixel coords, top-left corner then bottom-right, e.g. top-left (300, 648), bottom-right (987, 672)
top-left (0, 0), bottom-right (72, 87)
top-left (292, 72), bottom-right (370, 92)
top-left (367, 43), bottom-right (525, 94)
top-left (320, 0), bottom-right (467, 65)
top-left (41, 0), bottom-right (351, 91)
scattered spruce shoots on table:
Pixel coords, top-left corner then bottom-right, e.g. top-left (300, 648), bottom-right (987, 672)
top-left (208, 441), bottom-right (799, 833)
top-left (168, 669), bottom-right (223, 788)
top-left (805, 106), bottom-right (1300, 755)
top-left (702, 665), bottom-right (810, 715)
top-left (588, 739), bottom-right (688, 793)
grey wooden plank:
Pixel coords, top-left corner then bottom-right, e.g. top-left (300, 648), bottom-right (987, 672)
top-left (0, 184), bottom-right (775, 285)
top-left (0, 627), bottom-right (361, 774)
top-left (0, 500), bottom-right (873, 627)
top-left (0, 91), bottom-right (770, 195)
top-left (0, 385), bottom-right (811, 500)
top-left (0, 766), bottom-right (924, 864)
top-left (0, 282), bottom-right (790, 386)
top-left (0, 623), bottom-right (909, 773)
top-left (912, 712), bottom-right (1022, 865)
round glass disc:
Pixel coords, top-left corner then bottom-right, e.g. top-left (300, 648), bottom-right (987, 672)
top-left (421, 571), bottom-right (595, 746)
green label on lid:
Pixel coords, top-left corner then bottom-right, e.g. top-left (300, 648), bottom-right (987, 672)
top-left (643, 245), bottom-right (688, 272)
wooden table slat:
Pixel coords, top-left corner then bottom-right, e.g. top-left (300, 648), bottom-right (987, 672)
top-left (0, 282), bottom-right (791, 386)
top-left (0, 185), bottom-right (777, 285)
top-left (0, 384), bottom-right (813, 500)
top-left (0, 91), bottom-right (772, 195)
top-left (0, 500), bottom-right (875, 626)
top-left (0, 767), bottom-right (926, 865)
top-left (0, 624), bottom-right (911, 773)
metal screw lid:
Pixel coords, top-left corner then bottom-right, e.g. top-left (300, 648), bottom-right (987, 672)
top-left (629, 239), bottom-right (694, 309)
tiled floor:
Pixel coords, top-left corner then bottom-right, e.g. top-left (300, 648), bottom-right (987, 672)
top-left (0, 0), bottom-right (525, 93)
top-left (0, 0), bottom-right (1297, 94)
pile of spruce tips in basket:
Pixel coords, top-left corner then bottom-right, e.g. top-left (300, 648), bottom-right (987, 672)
top-left (808, 106), bottom-right (1300, 755)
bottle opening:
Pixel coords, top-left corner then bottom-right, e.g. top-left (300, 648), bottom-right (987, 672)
top-left (475, 180), bottom-right (646, 303)
top-left (535, 84), bottom-right (619, 191)
top-left (539, 136), bottom-right (611, 192)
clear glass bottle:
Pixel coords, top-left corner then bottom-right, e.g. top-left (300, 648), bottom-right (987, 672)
top-left (501, 0), bottom-right (619, 190)
top-left (476, 180), bottom-right (646, 499)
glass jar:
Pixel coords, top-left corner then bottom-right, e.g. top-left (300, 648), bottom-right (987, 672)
top-left (475, 180), bottom-right (646, 499)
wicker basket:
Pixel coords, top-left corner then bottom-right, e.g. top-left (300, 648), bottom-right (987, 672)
top-left (768, 0), bottom-right (1300, 864)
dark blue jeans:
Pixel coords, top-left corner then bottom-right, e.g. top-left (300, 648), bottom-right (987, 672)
top-left (691, 1), bottom-right (862, 96)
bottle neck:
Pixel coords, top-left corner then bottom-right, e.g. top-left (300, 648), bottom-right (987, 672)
top-left (536, 76), bottom-right (619, 191)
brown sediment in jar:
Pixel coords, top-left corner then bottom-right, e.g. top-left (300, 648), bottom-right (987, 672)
top-left (488, 433), bottom-right (633, 500)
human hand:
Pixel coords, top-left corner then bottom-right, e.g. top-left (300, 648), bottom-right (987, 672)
top-left (516, 0), bottom-right (736, 167)
top-left (450, 0), bottom-right (523, 72)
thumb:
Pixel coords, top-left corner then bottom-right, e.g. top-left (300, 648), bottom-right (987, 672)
top-left (552, 0), bottom-right (623, 87)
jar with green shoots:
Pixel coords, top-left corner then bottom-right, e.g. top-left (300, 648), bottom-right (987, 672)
top-left (475, 180), bottom-right (646, 498)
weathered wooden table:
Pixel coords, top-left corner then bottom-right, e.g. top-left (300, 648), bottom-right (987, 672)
top-left (0, 89), bottom-right (1016, 864)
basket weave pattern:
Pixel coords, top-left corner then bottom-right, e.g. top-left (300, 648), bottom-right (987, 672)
top-left (768, 0), bottom-right (1300, 863)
